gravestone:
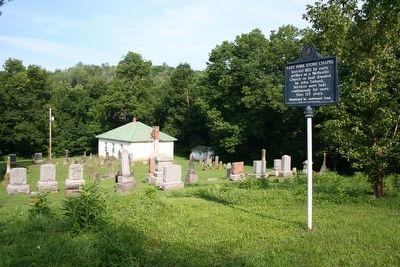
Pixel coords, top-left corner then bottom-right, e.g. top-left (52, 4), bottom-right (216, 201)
top-left (319, 152), bottom-right (327, 174)
top-left (230, 161), bottom-right (244, 181)
top-left (214, 156), bottom-right (219, 167)
top-left (186, 155), bottom-right (198, 184)
top-left (37, 164), bottom-right (58, 192)
top-left (65, 164), bottom-right (85, 196)
top-left (9, 154), bottom-right (16, 167)
top-left (116, 149), bottom-right (135, 193)
top-left (226, 163), bottom-right (232, 178)
top-left (3, 156), bottom-right (11, 184)
top-left (303, 160), bottom-right (308, 173)
top-left (261, 149), bottom-right (267, 178)
top-left (253, 160), bottom-right (265, 178)
top-left (279, 155), bottom-right (293, 177)
top-left (6, 156), bottom-right (11, 174)
top-left (148, 155), bottom-right (173, 186)
top-left (34, 153), bottom-right (43, 164)
top-left (161, 164), bottom-right (184, 190)
top-left (272, 159), bottom-right (282, 176)
top-left (7, 168), bottom-right (30, 194)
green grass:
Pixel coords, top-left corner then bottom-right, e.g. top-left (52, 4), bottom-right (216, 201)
top-left (0, 156), bottom-right (399, 266)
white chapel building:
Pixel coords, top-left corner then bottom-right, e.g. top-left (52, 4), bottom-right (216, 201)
top-left (96, 118), bottom-right (177, 161)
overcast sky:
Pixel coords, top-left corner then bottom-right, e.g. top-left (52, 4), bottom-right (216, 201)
top-left (0, 0), bottom-right (314, 71)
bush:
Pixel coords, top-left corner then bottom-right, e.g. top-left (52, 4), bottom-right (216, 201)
top-left (62, 182), bottom-right (107, 231)
top-left (29, 192), bottom-right (52, 217)
top-left (385, 174), bottom-right (400, 196)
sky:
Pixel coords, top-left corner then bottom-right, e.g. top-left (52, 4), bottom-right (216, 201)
top-left (0, 0), bottom-right (314, 71)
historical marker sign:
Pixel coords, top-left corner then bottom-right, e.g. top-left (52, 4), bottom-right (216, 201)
top-left (284, 45), bottom-right (339, 107)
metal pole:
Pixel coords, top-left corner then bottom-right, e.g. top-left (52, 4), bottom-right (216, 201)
top-left (49, 107), bottom-right (52, 161)
top-left (304, 106), bottom-right (314, 230)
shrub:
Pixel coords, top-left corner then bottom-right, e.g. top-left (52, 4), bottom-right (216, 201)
top-left (29, 192), bottom-right (52, 217)
top-left (385, 174), bottom-right (400, 196)
top-left (62, 182), bottom-right (107, 231)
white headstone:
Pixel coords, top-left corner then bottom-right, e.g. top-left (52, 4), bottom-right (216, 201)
top-left (6, 156), bottom-right (11, 174)
top-left (37, 164), bottom-right (58, 192)
top-left (120, 149), bottom-right (131, 176)
top-left (273, 159), bottom-right (282, 170)
top-left (280, 155), bottom-right (293, 177)
top-left (7, 167), bottom-right (30, 194)
top-left (160, 164), bottom-right (184, 190)
top-left (68, 164), bottom-right (83, 180)
top-left (65, 164), bottom-right (85, 195)
top-left (40, 164), bottom-right (56, 182)
top-left (253, 160), bottom-right (262, 175)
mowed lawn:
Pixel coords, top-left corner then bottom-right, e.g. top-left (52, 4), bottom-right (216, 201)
top-left (0, 156), bottom-right (399, 266)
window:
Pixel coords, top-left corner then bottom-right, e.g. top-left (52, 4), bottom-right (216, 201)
top-left (105, 142), bottom-right (108, 152)
top-left (112, 143), bottom-right (115, 154)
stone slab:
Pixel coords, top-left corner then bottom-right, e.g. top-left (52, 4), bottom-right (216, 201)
top-left (10, 168), bottom-right (27, 185)
top-left (163, 164), bottom-right (182, 183)
top-left (7, 184), bottom-right (30, 194)
top-left (40, 164), bottom-right (56, 182)
top-left (37, 181), bottom-right (58, 192)
top-left (160, 182), bottom-right (184, 191)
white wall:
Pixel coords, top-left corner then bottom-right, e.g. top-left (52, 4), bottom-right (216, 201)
top-left (98, 139), bottom-right (131, 158)
top-left (159, 142), bottom-right (174, 159)
top-left (98, 139), bottom-right (174, 161)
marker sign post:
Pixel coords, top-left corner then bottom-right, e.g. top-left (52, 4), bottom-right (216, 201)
top-left (284, 44), bottom-right (339, 231)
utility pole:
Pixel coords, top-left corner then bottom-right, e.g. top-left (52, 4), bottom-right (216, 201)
top-left (49, 107), bottom-right (52, 161)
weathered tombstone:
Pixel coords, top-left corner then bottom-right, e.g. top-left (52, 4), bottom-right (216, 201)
top-left (37, 164), bottom-right (58, 192)
top-left (9, 154), bottom-right (16, 167)
top-left (160, 164), bottom-right (184, 190)
top-left (3, 156), bottom-right (11, 184)
top-left (303, 160), bottom-right (308, 174)
top-left (218, 161), bottom-right (223, 170)
top-left (115, 149), bottom-right (135, 193)
top-left (65, 164), bottom-right (85, 196)
top-left (214, 156), bottom-right (219, 167)
top-left (279, 155), bottom-right (293, 177)
top-left (148, 155), bottom-right (173, 186)
top-left (186, 155), bottom-right (198, 184)
top-left (272, 159), bottom-right (282, 176)
top-left (226, 162), bottom-right (232, 178)
top-left (252, 160), bottom-right (263, 177)
top-left (319, 152), bottom-right (327, 174)
top-left (261, 149), bottom-right (267, 178)
top-left (6, 156), bottom-right (11, 174)
top-left (230, 161), bottom-right (244, 181)
top-left (292, 167), bottom-right (297, 175)
top-left (7, 168), bottom-right (30, 194)
top-left (34, 153), bottom-right (43, 164)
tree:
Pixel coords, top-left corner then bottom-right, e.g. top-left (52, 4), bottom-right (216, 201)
top-left (202, 27), bottom-right (305, 162)
top-left (305, 0), bottom-right (400, 197)
top-left (0, 59), bottom-right (50, 156)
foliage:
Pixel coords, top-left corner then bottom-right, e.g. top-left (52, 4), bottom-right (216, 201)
top-left (29, 192), bottom-right (52, 217)
top-left (305, 0), bottom-right (400, 197)
top-left (62, 182), bottom-right (107, 231)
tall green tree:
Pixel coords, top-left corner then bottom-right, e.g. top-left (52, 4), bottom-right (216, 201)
top-left (0, 59), bottom-right (50, 156)
top-left (305, 0), bottom-right (400, 197)
top-left (202, 27), bottom-right (304, 161)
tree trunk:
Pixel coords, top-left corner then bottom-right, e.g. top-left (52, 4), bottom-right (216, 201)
top-left (374, 170), bottom-right (384, 198)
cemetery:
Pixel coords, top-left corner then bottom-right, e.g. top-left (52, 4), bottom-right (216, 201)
top-left (0, 150), bottom-right (399, 266)
top-left (0, 0), bottom-right (399, 266)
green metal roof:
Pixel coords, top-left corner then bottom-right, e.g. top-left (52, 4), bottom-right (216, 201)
top-left (95, 122), bottom-right (177, 142)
